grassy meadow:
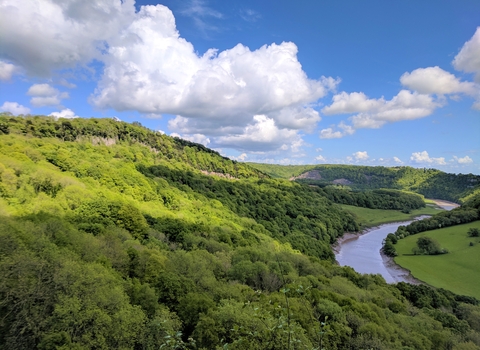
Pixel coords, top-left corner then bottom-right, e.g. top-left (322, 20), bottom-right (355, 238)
top-left (394, 221), bottom-right (480, 299)
top-left (339, 204), bottom-right (443, 228)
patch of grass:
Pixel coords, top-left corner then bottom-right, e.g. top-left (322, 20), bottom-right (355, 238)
top-left (339, 204), bottom-right (442, 228)
top-left (394, 221), bottom-right (480, 299)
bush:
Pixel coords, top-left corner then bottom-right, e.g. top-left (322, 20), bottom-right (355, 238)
top-left (467, 228), bottom-right (479, 237)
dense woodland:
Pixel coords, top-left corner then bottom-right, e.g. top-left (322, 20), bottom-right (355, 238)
top-left (311, 187), bottom-right (425, 212)
top-left (250, 163), bottom-right (480, 203)
top-left (1, 114), bottom-right (480, 349)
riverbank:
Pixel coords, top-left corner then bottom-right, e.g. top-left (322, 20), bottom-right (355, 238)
top-left (430, 199), bottom-right (460, 210)
top-left (333, 217), bottom-right (430, 284)
top-left (380, 250), bottom-right (423, 285)
top-left (339, 204), bottom-right (442, 229)
top-left (332, 215), bottom-right (430, 255)
top-left (334, 199), bottom-right (460, 284)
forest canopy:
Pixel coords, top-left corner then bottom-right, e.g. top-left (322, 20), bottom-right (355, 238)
top-left (1, 114), bottom-right (480, 350)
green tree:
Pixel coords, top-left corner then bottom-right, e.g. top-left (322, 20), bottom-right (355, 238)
top-left (413, 236), bottom-right (446, 255)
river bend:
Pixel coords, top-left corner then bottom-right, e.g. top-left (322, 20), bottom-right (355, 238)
top-left (335, 200), bottom-right (459, 283)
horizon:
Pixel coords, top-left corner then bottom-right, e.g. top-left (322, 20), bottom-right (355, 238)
top-left (1, 0), bottom-right (479, 174)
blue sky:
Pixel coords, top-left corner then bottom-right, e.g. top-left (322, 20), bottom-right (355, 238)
top-left (1, 0), bottom-right (479, 174)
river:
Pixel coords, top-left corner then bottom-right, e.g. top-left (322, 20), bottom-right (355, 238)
top-left (334, 200), bottom-right (459, 284)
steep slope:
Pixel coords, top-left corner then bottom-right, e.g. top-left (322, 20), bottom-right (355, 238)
top-left (1, 115), bottom-right (480, 350)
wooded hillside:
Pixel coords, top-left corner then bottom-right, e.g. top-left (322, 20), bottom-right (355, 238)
top-left (1, 115), bottom-right (480, 350)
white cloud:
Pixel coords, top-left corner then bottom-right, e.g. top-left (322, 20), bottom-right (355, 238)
top-left (321, 90), bottom-right (441, 138)
top-left (410, 151), bottom-right (446, 165)
top-left (315, 154), bottom-right (326, 162)
top-left (0, 60), bottom-right (18, 80)
top-left (49, 108), bottom-right (79, 119)
top-left (393, 156), bottom-right (403, 164)
top-left (353, 151), bottom-right (369, 161)
top-left (0, 1), bottom-right (337, 156)
top-left (0, 0), bottom-right (136, 77)
top-left (400, 66), bottom-right (478, 95)
top-left (453, 155), bottom-right (473, 164)
top-left (92, 7), bottom-right (333, 119)
top-left (357, 90), bottom-right (438, 125)
top-left (238, 153), bottom-right (248, 161)
top-left (230, 153), bottom-right (248, 161)
top-left (0, 101), bottom-right (30, 115)
top-left (144, 113), bottom-right (163, 119)
top-left (453, 27), bottom-right (480, 82)
top-left (27, 83), bottom-right (68, 107)
top-left (319, 121), bottom-right (355, 139)
top-left (88, 4), bottom-right (337, 154)
top-left (322, 91), bottom-right (384, 115)
top-left (214, 115), bottom-right (302, 152)
top-left (27, 83), bottom-right (58, 97)
top-left (57, 79), bottom-right (77, 89)
top-left (269, 106), bottom-right (321, 132)
top-left (319, 128), bottom-right (342, 139)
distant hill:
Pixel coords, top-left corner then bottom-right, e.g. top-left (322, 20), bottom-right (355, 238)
top-left (248, 163), bottom-right (480, 203)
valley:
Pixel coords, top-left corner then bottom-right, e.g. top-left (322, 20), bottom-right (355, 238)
top-left (1, 115), bottom-right (480, 349)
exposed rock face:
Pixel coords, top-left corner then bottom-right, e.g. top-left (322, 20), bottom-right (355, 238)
top-left (291, 170), bottom-right (352, 185)
top-left (290, 170), bottom-right (322, 181)
top-left (201, 170), bottom-right (237, 180)
top-left (332, 178), bottom-right (352, 185)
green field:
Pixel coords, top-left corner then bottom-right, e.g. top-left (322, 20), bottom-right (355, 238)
top-left (394, 221), bottom-right (480, 299)
top-left (339, 204), bottom-right (443, 228)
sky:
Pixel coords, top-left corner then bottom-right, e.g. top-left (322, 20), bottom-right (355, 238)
top-left (1, 0), bottom-right (479, 174)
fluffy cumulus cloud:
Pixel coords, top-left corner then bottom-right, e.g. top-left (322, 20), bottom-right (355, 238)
top-left (400, 66), bottom-right (477, 95)
top-left (0, 101), bottom-right (30, 115)
top-left (0, 61), bottom-right (18, 81)
top-left (320, 90), bottom-right (440, 137)
top-left (91, 5), bottom-right (332, 118)
top-left (4, 0), bottom-right (477, 160)
top-left (44, 2), bottom-right (334, 155)
top-left (49, 108), bottom-right (79, 119)
top-left (320, 29), bottom-right (480, 140)
top-left (319, 122), bottom-right (354, 139)
top-left (0, 0), bottom-right (135, 77)
top-left (410, 151), bottom-right (446, 165)
top-left (453, 155), bottom-right (473, 164)
top-left (453, 27), bottom-right (480, 82)
top-left (213, 115), bottom-right (303, 153)
top-left (353, 151), bottom-right (369, 161)
top-left (236, 153), bottom-right (248, 161)
top-left (322, 92), bottom-right (383, 115)
top-left (27, 83), bottom-right (68, 107)
top-left (393, 156), bottom-right (403, 164)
